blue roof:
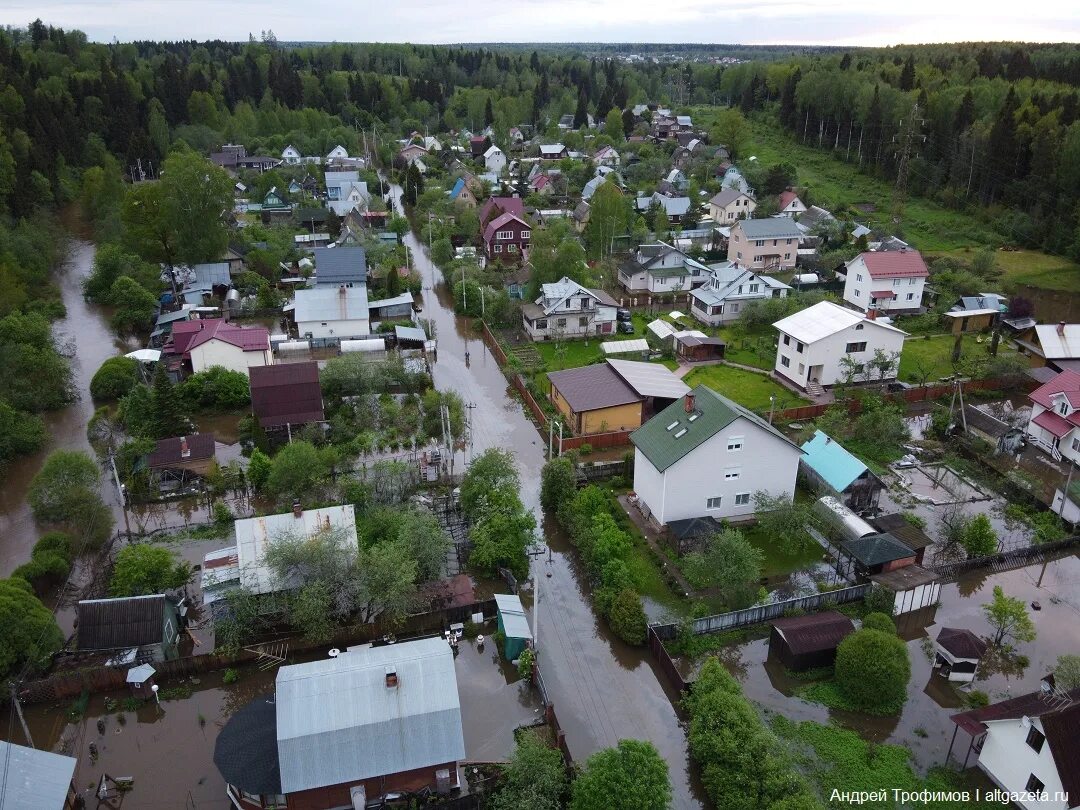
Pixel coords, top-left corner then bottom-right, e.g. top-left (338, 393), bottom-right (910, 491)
top-left (450, 177), bottom-right (465, 199)
top-left (800, 430), bottom-right (868, 493)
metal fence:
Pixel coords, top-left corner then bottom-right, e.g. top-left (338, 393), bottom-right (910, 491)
top-left (929, 536), bottom-right (1080, 582)
top-left (651, 584), bottom-right (871, 639)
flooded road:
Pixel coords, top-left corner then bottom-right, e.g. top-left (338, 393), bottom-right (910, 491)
top-left (0, 240), bottom-right (132, 578)
top-left (392, 188), bottom-right (706, 807)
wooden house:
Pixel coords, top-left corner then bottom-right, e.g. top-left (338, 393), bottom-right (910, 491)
top-left (769, 611), bottom-right (855, 671)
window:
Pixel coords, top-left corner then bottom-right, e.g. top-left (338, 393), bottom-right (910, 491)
top-left (893, 278), bottom-right (902, 287)
top-left (845, 342), bottom-right (868, 353)
top-left (755, 239), bottom-right (765, 247)
top-left (556, 318), bottom-right (566, 327)
top-left (494, 244), bottom-right (502, 253)
top-left (1026, 726), bottom-right (1046, 753)
top-left (724, 469), bottom-right (741, 480)
top-left (1025, 775), bottom-right (1045, 795)
top-left (734, 492), bottom-right (751, 506)
top-left (749, 284), bottom-right (760, 293)
top-left (909, 277), bottom-right (917, 285)
top-left (1059, 401), bottom-right (1069, 416)
top-left (536, 319), bottom-right (548, 329)
top-left (706, 496), bottom-right (722, 509)
top-left (730, 303), bottom-right (740, 313)
top-left (784, 253), bottom-right (791, 260)
top-left (781, 355), bottom-right (790, 368)
top-left (853, 289), bottom-right (861, 297)
top-left (508, 244), bottom-right (518, 253)
top-left (856, 273), bottom-right (863, 282)
top-left (496, 230), bottom-right (513, 240)
top-left (783, 335), bottom-right (790, 346)
top-left (579, 317), bottom-right (588, 327)
top-left (1073, 436), bottom-right (1080, 452)
top-left (906, 293), bottom-right (914, 300)
top-left (798, 363), bottom-right (805, 374)
top-left (736, 251), bottom-right (743, 260)
top-left (727, 437), bottom-right (743, 452)
top-left (796, 341), bottom-right (804, 353)
top-left (855, 323), bottom-right (864, 330)
top-left (565, 300), bottom-right (572, 309)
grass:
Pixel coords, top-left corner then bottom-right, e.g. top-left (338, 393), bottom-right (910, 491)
top-left (936, 247), bottom-right (1080, 293)
top-left (741, 521), bottom-right (825, 579)
top-left (534, 340), bottom-right (605, 372)
top-left (897, 332), bottom-right (1021, 384)
top-left (714, 324), bottom-right (776, 370)
top-left (683, 363), bottom-right (809, 412)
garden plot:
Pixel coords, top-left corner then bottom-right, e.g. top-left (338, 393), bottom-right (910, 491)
top-left (893, 462), bottom-right (990, 506)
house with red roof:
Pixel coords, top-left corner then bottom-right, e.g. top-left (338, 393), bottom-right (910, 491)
top-left (483, 211), bottom-right (531, 263)
top-left (842, 249), bottom-right (929, 314)
top-left (776, 189), bottom-right (807, 217)
top-left (165, 318), bottom-right (272, 377)
top-left (1026, 369), bottom-right (1080, 462)
top-left (478, 196), bottom-right (525, 229)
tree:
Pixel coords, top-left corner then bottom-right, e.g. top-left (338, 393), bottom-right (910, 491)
top-left (431, 236), bottom-right (453, 266)
top-left (711, 108), bottom-right (750, 161)
top-left (0, 401), bottom-right (46, 464)
top-left (540, 457), bottom-right (576, 512)
top-left (862, 612), bottom-right (897, 634)
top-left (1053, 654), bottom-right (1080, 690)
top-left (982, 585), bottom-right (1037, 647)
top-left (493, 728), bottom-right (567, 810)
top-left (149, 362), bottom-right (188, 439)
top-left (604, 108), bottom-right (624, 143)
top-left (0, 577), bottom-right (64, 680)
top-left (751, 491), bottom-right (813, 551)
top-left (607, 588), bottom-right (648, 645)
top-left (571, 739), bottom-right (671, 810)
top-left (385, 265), bottom-right (401, 297)
top-left (682, 528), bottom-right (763, 604)
top-left (90, 356), bottom-right (141, 401)
top-left (265, 440), bottom-right (328, 500)
top-left (961, 513), bottom-right (998, 558)
top-left (460, 448), bottom-right (520, 516)
top-left (108, 276), bottom-right (159, 335)
top-left (583, 182), bottom-right (632, 260)
top-left (109, 543), bottom-right (192, 596)
top-left (28, 450), bottom-right (100, 524)
top-left (834, 628), bottom-right (911, 714)
top-left (654, 205), bottom-right (670, 241)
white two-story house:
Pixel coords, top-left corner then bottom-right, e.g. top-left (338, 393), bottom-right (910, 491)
top-left (772, 301), bottom-right (907, 391)
top-left (727, 219), bottom-right (802, 272)
top-left (708, 188), bottom-right (757, 223)
top-left (1026, 369), bottom-right (1080, 462)
top-left (630, 386), bottom-right (803, 525)
top-left (484, 145), bottom-right (507, 175)
top-left (690, 263), bottom-right (790, 326)
top-left (842, 249), bottom-right (929, 314)
top-left (618, 242), bottom-right (711, 296)
top-left (521, 277), bottom-right (618, 341)
top-left (324, 171), bottom-right (371, 217)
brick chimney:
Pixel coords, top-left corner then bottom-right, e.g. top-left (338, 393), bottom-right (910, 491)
top-left (385, 665), bottom-right (398, 688)
top-left (292, 499), bottom-right (303, 518)
top-left (867, 308), bottom-right (877, 320)
top-left (1058, 321), bottom-right (1066, 336)
top-left (180, 436), bottom-right (190, 458)
top-left (684, 392), bottom-right (695, 413)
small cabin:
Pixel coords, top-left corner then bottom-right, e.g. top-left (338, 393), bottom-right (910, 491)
top-left (934, 628), bottom-right (988, 683)
top-left (769, 611), bottom-right (855, 672)
top-left (126, 663), bottom-right (157, 698)
top-left (494, 593), bottom-right (533, 662)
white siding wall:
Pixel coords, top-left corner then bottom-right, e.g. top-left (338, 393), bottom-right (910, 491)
top-left (843, 256), bottom-right (926, 312)
top-left (189, 340), bottom-right (271, 376)
top-left (774, 323), bottom-right (905, 389)
top-left (635, 419), bottom-right (801, 524)
top-left (1025, 403), bottom-right (1080, 462)
top-left (977, 719), bottom-right (1069, 810)
top-left (297, 317), bottom-right (370, 340)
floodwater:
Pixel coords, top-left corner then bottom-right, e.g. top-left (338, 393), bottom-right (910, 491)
top-left (390, 186), bottom-right (707, 808)
top-left (689, 553), bottom-right (1080, 775)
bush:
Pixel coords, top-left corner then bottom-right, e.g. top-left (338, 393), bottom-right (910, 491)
top-left (109, 544), bottom-right (192, 597)
top-left (607, 588), bottom-right (647, 645)
top-left (833, 628), bottom-right (911, 714)
top-left (540, 457), bottom-right (576, 513)
top-left (0, 577), bottom-right (65, 679)
top-left (862, 612), bottom-right (897, 635)
top-left (212, 501), bottom-right (233, 525)
top-left (178, 365), bottom-right (251, 411)
top-left (222, 668), bottom-right (240, 685)
top-left (90, 356), bottom-right (140, 401)
top-left (863, 585), bottom-right (896, 616)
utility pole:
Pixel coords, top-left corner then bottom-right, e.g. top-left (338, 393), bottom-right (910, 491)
top-left (464, 402), bottom-right (477, 464)
top-left (10, 684), bottom-right (33, 748)
top-left (891, 101), bottom-right (925, 228)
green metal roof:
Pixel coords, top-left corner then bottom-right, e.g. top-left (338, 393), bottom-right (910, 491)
top-left (840, 533), bottom-right (915, 567)
top-left (630, 384), bottom-right (798, 472)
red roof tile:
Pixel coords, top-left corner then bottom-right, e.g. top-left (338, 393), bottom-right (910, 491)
top-left (871, 290), bottom-right (897, 299)
top-left (249, 362), bottom-right (325, 428)
top-left (1033, 408), bottom-right (1074, 438)
top-left (1029, 369), bottom-right (1080, 411)
top-left (169, 319), bottom-right (270, 356)
top-left (778, 190), bottom-right (801, 209)
top-left (859, 250), bottom-right (929, 279)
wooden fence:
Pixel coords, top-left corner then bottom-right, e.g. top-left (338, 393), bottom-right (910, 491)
top-left (647, 625), bottom-right (689, 694)
top-left (929, 536), bottom-right (1080, 582)
top-left (650, 584), bottom-right (871, 639)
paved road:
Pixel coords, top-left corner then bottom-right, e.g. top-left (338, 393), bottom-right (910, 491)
top-left (389, 187), bottom-right (704, 808)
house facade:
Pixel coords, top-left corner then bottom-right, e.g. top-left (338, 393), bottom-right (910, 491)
top-left (708, 188), bottom-right (756, 223)
top-left (482, 212), bottom-right (531, 263)
top-left (630, 386), bottom-right (803, 525)
top-left (484, 145), bottom-right (507, 174)
top-left (776, 190), bottom-right (807, 217)
top-left (324, 171), bottom-right (371, 217)
top-left (689, 263), bottom-right (790, 326)
top-left (618, 242), bottom-right (711, 294)
top-left (539, 143), bottom-right (568, 160)
top-left (166, 319), bottom-right (272, 376)
top-left (842, 250), bottom-right (929, 313)
top-left (772, 301), bottom-right (907, 390)
top-left (727, 219), bottom-right (802, 272)
top-left (1025, 369), bottom-right (1080, 462)
top-left (521, 277), bottom-right (617, 341)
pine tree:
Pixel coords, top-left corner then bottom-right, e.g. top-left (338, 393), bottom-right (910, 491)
top-left (149, 363), bottom-right (184, 439)
top-left (899, 55), bottom-right (916, 91)
top-left (483, 97), bottom-right (494, 128)
top-left (573, 88), bottom-right (589, 130)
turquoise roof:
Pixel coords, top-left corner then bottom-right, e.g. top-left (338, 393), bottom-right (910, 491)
top-left (800, 430), bottom-right (868, 493)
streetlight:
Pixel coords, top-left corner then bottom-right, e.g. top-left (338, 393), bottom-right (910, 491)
top-left (151, 683), bottom-right (160, 707)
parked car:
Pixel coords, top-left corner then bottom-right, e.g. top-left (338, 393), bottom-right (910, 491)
top-left (617, 321), bottom-right (635, 334)
top-left (616, 308), bottom-right (632, 322)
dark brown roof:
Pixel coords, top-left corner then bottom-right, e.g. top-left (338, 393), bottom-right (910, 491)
top-left (872, 514), bottom-right (934, 551)
top-left (952, 688), bottom-right (1080, 751)
top-left (249, 362), bottom-right (325, 428)
top-left (770, 610), bottom-right (855, 655)
top-left (77, 595), bottom-right (173, 651)
top-left (1041, 701), bottom-right (1080, 805)
top-left (547, 363), bottom-right (641, 413)
top-left (936, 627), bottom-right (988, 660)
top-left (870, 564), bottom-right (938, 591)
top-left (147, 434), bottom-right (216, 468)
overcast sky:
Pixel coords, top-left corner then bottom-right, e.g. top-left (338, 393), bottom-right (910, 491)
top-left (1, 0), bottom-right (1078, 45)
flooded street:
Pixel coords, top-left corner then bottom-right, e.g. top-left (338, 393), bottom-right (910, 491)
top-left (392, 187), bottom-right (707, 808)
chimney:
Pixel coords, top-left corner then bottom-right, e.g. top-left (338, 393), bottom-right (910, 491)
top-left (180, 436), bottom-right (190, 458)
top-left (339, 284), bottom-right (347, 297)
top-left (1058, 321), bottom-right (1066, 336)
top-left (385, 665), bottom-right (398, 688)
top-left (684, 393), bottom-right (695, 413)
top-left (867, 308), bottom-right (877, 321)
top-left (292, 499), bottom-right (303, 518)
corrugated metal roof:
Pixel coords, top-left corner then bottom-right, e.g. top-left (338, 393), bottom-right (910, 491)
top-left (771, 611), bottom-right (854, 655)
top-left (249, 361), bottom-right (324, 427)
top-left (0, 741), bottom-right (76, 810)
top-left (275, 637), bottom-right (465, 793)
top-left (734, 218), bottom-right (802, 240)
top-left (773, 301), bottom-right (906, 344)
top-left (293, 285), bottom-right (370, 326)
top-left (601, 339), bottom-right (650, 355)
top-left (799, 430), bottom-right (868, 493)
top-left (607, 359), bottom-right (690, 400)
top-left (368, 292), bottom-right (415, 310)
top-left (312, 246), bottom-right (367, 286)
top-left (858, 250), bottom-right (929, 279)
top-left (494, 594), bottom-right (532, 641)
top-left (1036, 324), bottom-right (1080, 360)
top-left (147, 433), bottom-right (216, 468)
top-left (840, 533), bottom-right (915, 567)
top-left (76, 595), bottom-right (172, 651)
top-left (547, 363), bottom-right (640, 413)
top-left (233, 505), bottom-right (356, 596)
top-left (394, 325), bottom-right (428, 343)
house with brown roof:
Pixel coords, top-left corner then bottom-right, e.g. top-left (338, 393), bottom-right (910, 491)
top-left (165, 319), bottom-right (272, 377)
top-left (950, 686), bottom-right (1080, 808)
top-left (76, 594), bottom-right (183, 663)
top-left (842, 249), bottom-right (929, 314)
top-left (147, 434), bottom-right (217, 493)
top-left (521, 276), bottom-right (617, 341)
top-left (478, 196), bottom-right (525, 229)
top-left (776, 189), bottom-right (807, 217)
top-left (932, 627), bottom-right (988, 683)
top-left (249, 361), bottom-right (325, 431)
top-left (1025, 368), bottom-right (1080, 462)
top-left (768, 611), bottom-right (854, 671)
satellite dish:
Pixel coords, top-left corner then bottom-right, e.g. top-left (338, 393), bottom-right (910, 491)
top-left (328, 648), bottom-right (340, 658)
top-left (1021, 715), bottom-right (1032, 728)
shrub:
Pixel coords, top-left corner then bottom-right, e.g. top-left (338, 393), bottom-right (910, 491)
top-left (90, 356), bottom-right (140, 401)
top-left (607, 588), bottom-right (647, 645)
top-left (540, 457), bottom-right (576, 512)
top-left (109, 544), bottom-right (193, 597)
top-left (862, 612), bottom-right (897, 635)
top-left (863, 585), bottom-right (896, 616)
top-left (178, 365), bottom-right (251, 411)
top-left (212, 501), bottom-right (233, 525)
top-left (834, 628), bottom-right (911, 714)
top-left (222, 668), bottom-right (240, 685)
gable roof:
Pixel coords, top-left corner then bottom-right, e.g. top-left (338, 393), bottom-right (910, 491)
top-left (312, 246), bottom-right (368, 285)
top-left (709, 188), bottom-right (750, 208)
top-left (483, 144), bottom-right (503, 158)
top-left (77, 594), bottom-right (172, 651)
top-left (449, 177), bottom-right (467, 199)
top-left (800, 430), bottom-right (869, 492)
top-left (773, 301), bottom-right (907, 343)
top-left (1029, 369), bottom-right (1080, 410)
top-left (249, 362), bottom-right (325, 428)
top-left (293, 285), bottom-right (370, 325)
top-left (483, 211), bottom-right (531, 243)
top-left (537, 276), bottom-right (598, 312)
top-left (771, 611), bottom-right (855, 655)
top-left (871, 513), bottom-right (933, 551)
top-left (479, 196), bottom-right (525, 226)
top-left (169, 319), bottom-right (270, 355)
top-left (0, 741), bottom-right (77, 810)
top-left (857, 250), bottom-right (929, 279)
top-left (778, 190), bottom-right (803, 209)
top-left (147, 433), bottom-right (216, 468)
top-left (840, 532), bottom-right (916, 567)
top-left (630, 384), bottom-right (798, 472)
top-left (275, 637), bottom-right (465, 793)
top-left (548, 363), bottom-right (641, 412)
top-left (606, 359), bottom-right (690, 400)
top-left (1035, 324), bottom-right (1080, 360)
top-left (935, 627), bottom-right (988, 660)
top-left (734, 218), bottom-right (802, 240)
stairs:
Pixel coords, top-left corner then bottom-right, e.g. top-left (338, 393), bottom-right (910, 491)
top-left (805, 380), bottom-right (826, 397)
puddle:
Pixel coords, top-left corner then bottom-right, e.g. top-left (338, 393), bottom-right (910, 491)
top-left (894, 462), bottom-right (990, 505)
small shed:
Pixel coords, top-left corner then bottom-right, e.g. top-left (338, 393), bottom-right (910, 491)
top-left (665, 516), bottom-right (722, 556)
top-left (126, 663), bottom-right (157, 698)
top-left (769, 611), bottom-right (855, 671)
top-left (870, 564), bottom-right (941, 615)
top-left (872, 513), bottom-right (933, 565)
top-left (934, 628), bottom-right (988, 683)
top-left (675, 335), bottom-right (726, 363)
top-left (249, 361), bottom-right (325, 430)
top-left (494, 593), bottom-right (532, 662)
top-left (800, 431), bottom-right (884, 512)
top-left (837, 532), bottom-right (917, 581)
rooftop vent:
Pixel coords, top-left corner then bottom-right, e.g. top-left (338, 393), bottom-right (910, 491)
top-left (385, 666), bottom-right (398, 688)
top-left (684, 393), bottom-right (696, 413)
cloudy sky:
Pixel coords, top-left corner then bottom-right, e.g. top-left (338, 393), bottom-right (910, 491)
top-left (1, 0), bottom-right (1078, 45)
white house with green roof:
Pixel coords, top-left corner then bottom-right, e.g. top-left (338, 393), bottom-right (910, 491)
top-left (617, 242), bottom-right (711, 295)
top-left (629, 385), bottom-right (803, 525)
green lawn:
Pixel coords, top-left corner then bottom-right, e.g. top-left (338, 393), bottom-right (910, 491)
top-left (683, 364), bottom-right (809, 412)
top-left (534, 340), bottom-right (605, 372)
top-left (897, 334), bottom-right (962, 383)
top-left (714, 324), bottom-right (776, 370)
top-left (935, 247), bottom-right (1080, 293)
